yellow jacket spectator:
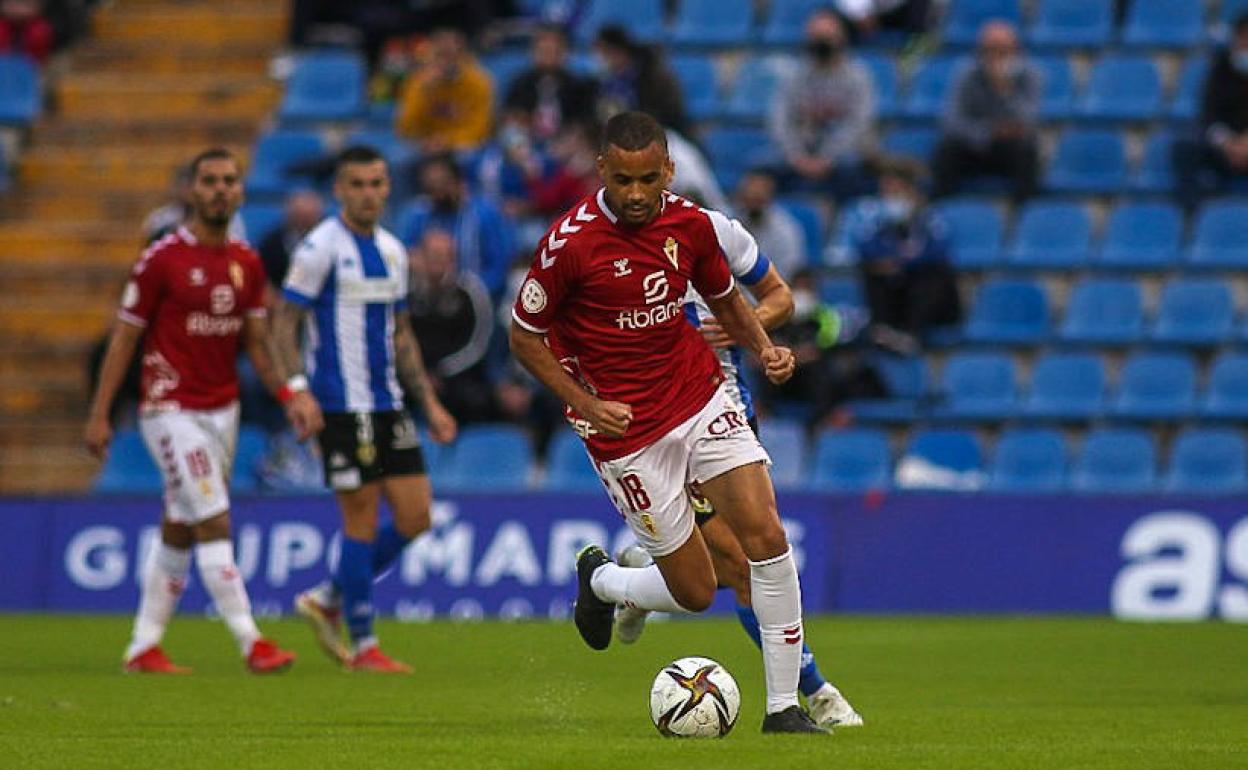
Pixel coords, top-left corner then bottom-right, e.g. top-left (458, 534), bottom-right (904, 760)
top-left (395, 28), bottom-right (494, 151)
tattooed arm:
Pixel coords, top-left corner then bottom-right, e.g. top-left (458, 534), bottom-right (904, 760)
top-left (394, 311), bottom-right (458, 443)
top-left (265, 298), bottom-right (323, 439)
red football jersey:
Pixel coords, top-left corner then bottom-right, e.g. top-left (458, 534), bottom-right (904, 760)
top-left (117, 227), bottom-right (267, 412)
top-left (512, 189), bottom-right (736, 461)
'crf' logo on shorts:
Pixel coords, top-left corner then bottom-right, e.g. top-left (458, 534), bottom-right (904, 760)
top-left (706, 410), bottom-right (749, 437)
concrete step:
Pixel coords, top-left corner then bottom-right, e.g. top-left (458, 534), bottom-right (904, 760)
top-left (93, 5), bottom-right (285, 47)
top-left (35, 117), bottom-right (260, 148)
top-left (0, 297), bottom-right (115, 346)
top-left (0, 189), bottom-right (164, 223)
top-left (16, 144), bottom-right (228, 189)
top-left (73, 41), bottom-right (272, 76)
top-left (0, 446), bottom-right (97, 494)
top-left (0, 418), bottom-right (83, 450)
top-left (0, 373), bottom-right (83, 417)
top-left (0, 223), bottom-right (141, 266)
top-left (0, 262), bottom-right (126, 297)
top-left (57, 73), bottom-right (279, 121)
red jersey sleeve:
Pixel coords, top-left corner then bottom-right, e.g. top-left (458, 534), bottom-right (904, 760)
top-left (117, 249), bottom-right (166, 328)
top-left (689, 219), bottom-right (735, 302)
top-left (511, 229), bottom-right (580, 333)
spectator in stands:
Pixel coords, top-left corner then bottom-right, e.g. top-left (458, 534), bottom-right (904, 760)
top-left (768, 9), bottom-right (876, 202)
top-left (852, 157), bottom-right (961, 346)
top-left (502, 24), bottom-right (596, 143)
top-left (667, 128), bottom-right (731, 212)
top-left (833, 0), bottom-right (933, 45)
top-left (1173, 13), bottom-right (1248, 205)
top-left (516, 120), bottom-right (599, 220)
top-left (395, 27), bottom-right (493, 151)
top-left (932, 20), bottom-right (1040, 203)
top-left (256, 189), bottom-right (325, 294)
top-left (407, 229), bottom-right (497, 425)
top-left (592, 25), bottom-right (690, 136)
top-left (734, 170), bottom-right (806, 280)
top-left (402, 153), bottom-right (515, 297)
top-left (0, 0), bottom-right (53, 64)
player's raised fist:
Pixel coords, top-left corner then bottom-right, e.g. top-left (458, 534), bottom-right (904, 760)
top-left (84, 414), bottom-right (113, 459)
top-left (761, 346), bottom-right (796, 385)
top-left (587, 399), bottom-right (633, 438)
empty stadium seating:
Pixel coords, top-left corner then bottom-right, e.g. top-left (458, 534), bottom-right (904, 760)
top-left (989, 428), bottom-right (1067, 491)
top-left (0, 54), bottom-right (40, 125)
top-left (810, 429), bottom-right (891, 491)
top-left (1023, 352), bottom-right (1106, 419)
top-left (1029, 0), bottom-right (1113, 50)
top-left (278, 51), bottom-right (367, 124)
top-left (1071, 429), bottom-right (1158, 492)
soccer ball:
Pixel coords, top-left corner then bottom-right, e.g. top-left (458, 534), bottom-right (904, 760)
top-left (648, 656), bottom-right (740, 738)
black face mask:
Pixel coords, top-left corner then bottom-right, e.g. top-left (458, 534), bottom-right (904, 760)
top-left (745, 207), bottom-right (765, 221)
top-left (807, 39), bottom-right (841, 63)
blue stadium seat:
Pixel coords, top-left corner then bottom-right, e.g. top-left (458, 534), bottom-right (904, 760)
top-left (1222, 0), bottom-right (1248, 25)
top-left (858, 52), bottom-right (900, 119)
top-left (94, 430), bottom-right (162, 493)
top-left (932, 199), bottom-right (1003, 269)
top-left (231, 425), bottom-right (267, 493)
top-left (344, 129), bottom-right (418, 164)
top-left (777, 197), bottom-right (824, 266)
top-left (758, 419), bottom-right (807, 489)
top-left (278, 51), bottom-right (367, 123)
top-left (1164, 429), bottom-right (1248, 493)
top-left (246, 130), bottom-right (327, 200)
top-left (0, 54), bottom-right (39, 125)
top-left (943, 0), bottom-right (1021, 47)
top-left (1096, 201), bottom-right (1181, 270)
top-left (964, 279), bottom-right (1050, 344)
top-left (480, 49), bottom-right (530, 101)
top-left (1028, 0), bottom-right (1113, 49)
top-left (670, 54), bottom-right (719, 121)
top-left (989, 428), bottom-right (1068, 492)
top-left (722, 55), bottom-right (789, 123)
top-left (1200, 353), bottom-right (1248, 420)
top-left (1033, 54), bottom-right (1076, 120)
top-left (703, 126), bottom-right (772, 190)
top-left (1071, 428), bottom-right (1157, 492)
top-left (848, 353), bottom-right (927, 423)
top-left (934, 352), bottom-right (1018, 420)
top-left (880, 126), bottom-right (937, 163)
top-left (1169, 56), bottom-right (1208, 122)
top-left (760, 0), bottom-right (826, 46)
top-left (810, 429), bottom-right (891, 491)
top-left (901, 429), bottom-right (984, 479)
top-left (1111, 352), bottom-right (1197, 420)
top-left (1046, 129), bottom-right (1128, 194)
top-left (1058, 278), bottom-right (1143, 345)
top-left (544, 429), bottom-right (600, 491)
top-left (818, 277), bottom-right (863, 307)
top-left (1024, 352), bottom-right (1106, 419)
top-left (574, 0), bottom-right (665, 43)
top-left (671, 0), bottom-right (752, 46)
top-left (1076, 55), bottom-right (1162, 121)
top-left (1122, 0), bottom-right (1203, 48)
top-left (1186, 201), bottom-right (1248, 269)
top-left (1006, 200), bottom-right (1091, 270)
top-left (239, 203), bottom-right (285, 245)
top-left (902, 55), bottom-right (962, 120)
top-left (1151, 279), bottom-right (1236, 346)
top-left (1130, 130), bottom-right (1175, 194)
top-left (440, 425), bottom-right (532, 491)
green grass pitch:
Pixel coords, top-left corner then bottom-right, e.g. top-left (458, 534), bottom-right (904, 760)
top-left (0, 615), bottom-right (1244, 769)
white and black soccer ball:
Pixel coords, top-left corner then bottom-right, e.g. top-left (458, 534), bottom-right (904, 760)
top-left (649, 656), bottom-right (740, 738)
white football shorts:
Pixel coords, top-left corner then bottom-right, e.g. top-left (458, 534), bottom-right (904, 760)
top-left (593, 383), bottom-right (770, 558)
top-left (139, 402), bottom-right (239, 524)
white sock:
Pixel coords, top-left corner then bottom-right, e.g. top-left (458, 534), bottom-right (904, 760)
top-left (124, 543), bottom-right (191, 661)
top-left (749, 547), bottom-right (803, 714)
top-left (195, 540), bottom-right (261, 656)
top-left (590, 563), bottom-right (690, 614)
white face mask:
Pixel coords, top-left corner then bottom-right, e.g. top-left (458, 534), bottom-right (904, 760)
top-left (882, 195), bottom-right (914, 222)
top-left (793, 289), bottom-right (817, 320)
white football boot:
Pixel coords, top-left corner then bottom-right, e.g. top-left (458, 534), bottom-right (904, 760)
top-left (806, 683), bottom-right (864, 727)
top-left (613, 544), bottom-right (653, 644)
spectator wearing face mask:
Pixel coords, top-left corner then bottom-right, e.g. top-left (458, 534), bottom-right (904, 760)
top-left (1173, 13), bottom-right (1248, 204)
top-left (852, 157), bottom-right (961, 347)
top-left (768, 9), bottom-right (876, 202)
top-left (592, 25), bottom-right (690, 136)
top-left (734, 170), bottom-right (807, 281)
top-left (932, 20), bottom-right (1039, 203)
top-left (502, 24), bottom-right (597, 143)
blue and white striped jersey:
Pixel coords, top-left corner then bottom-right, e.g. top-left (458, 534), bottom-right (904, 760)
top-left (682, 209), bottom-right (771, 420)
top-left (282, 216), bottom-right (409, 414)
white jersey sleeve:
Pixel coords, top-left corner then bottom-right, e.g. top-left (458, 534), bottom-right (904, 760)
top-left (282, 218), bottom-right (336, 306)
top-left (703, 208), bottom-right (770, 285)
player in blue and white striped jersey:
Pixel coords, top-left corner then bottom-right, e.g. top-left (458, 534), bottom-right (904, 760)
top-left (269, 145), bottom-right (458, 673)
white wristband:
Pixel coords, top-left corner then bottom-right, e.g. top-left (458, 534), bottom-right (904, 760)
top-left (285, 374), bottom-right (309, 393)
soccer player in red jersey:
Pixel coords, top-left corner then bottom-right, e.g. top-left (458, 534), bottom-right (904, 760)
top-left (510, 112), bottom-right (825, 734)
top-left (86, 148), bottom-right (309, 675)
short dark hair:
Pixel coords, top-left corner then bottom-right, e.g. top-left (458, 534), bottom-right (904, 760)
top-left (875, 155), bottom-right (927, 186)
top-left (420, 152), bottom-right (463, 181)
top-left (188, 147), bottom-right (237, 179)
top-left (535, 23), bottom-right (569, 45)
top-left (601, 111), bottom-right (668, 155)
top-left (336, 145), bottom-right (385, 173)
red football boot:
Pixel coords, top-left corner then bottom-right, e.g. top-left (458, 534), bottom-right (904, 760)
top-left (347, 645), bottom-right (413, 674)
top-left (123, 646), bottom-right (192, 674)
top-left (246, 638), bottom-right (296, 674)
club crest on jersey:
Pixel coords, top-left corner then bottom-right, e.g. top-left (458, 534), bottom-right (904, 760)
top-left (663, 237), bottom-right (679, 270)
top-left (613, 257), bottom-right (632, 277)
top-left (228, 261), bottom-right (245, 290)
top-left (188, 267), bottom-right (206, 286)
